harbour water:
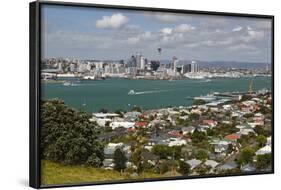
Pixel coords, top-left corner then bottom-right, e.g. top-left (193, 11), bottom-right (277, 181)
top-left (41, 77), bottom-right (271, 112)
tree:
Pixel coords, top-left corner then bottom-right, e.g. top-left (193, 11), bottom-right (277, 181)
top-left (99, 108), bottom-right (108, 113)
top-left (191, 129), bottom-right (208, 145)
top-left (114, 109), bottom-right (124, 117)
top-left (241, 95), bottom-right (252, 101)
top-left (256, 135), bottom-right (267, 148)
top-left (131, 133), bottom-right (147, 174)
top-left (131, 106), bottom-right (142, 112)
top-left (113, 148), bottom-right (127, 172)
top-left (178, 161), bottom-right (191, 175)
top-left (255, 154), bottom-right (272, 170)
top-left (152, 145), bottom-right (182, 160)
top-left (237, 147), bottom-right (255, 166)
top-left (254, 125), bottom-right (270, 136)
top-left (41, 99), bottom-right (104, 166)
top-left (193, 99), bottom-right (206, 105)
top-left (195, 149), bottom-right (208, 161)
top-left (189, 113), bottom-right (200, 121)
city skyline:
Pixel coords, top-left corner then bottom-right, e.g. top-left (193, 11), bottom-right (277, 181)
top-left (41, 5), bottom-right (272, 63)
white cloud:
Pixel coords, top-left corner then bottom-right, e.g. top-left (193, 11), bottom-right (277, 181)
top-left (143, 12), bottom-right (189, 23)
top-left (127, 31), bottom-right (153, 44)
top-left (160, 27), bottom-right (173, 35)
top-left (232, 26), bottom-right (242, 32)
top-left (96, 13), bottom-right (129, 29)
top-left (174, 24), bottom-right (195, 33)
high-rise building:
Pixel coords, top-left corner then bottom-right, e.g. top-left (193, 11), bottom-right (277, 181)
top-left (182, 64), bottom-right (191, 74)
top-left (127, 55), bottom-right (137, 68)
top-left (172, 57), bottom-right (179, 72)
top-left (58, 61), bottom-right (62, 72)
top-left (140, 56), bottom-right (145, 70)
top-left (191, 61), bottom-right (198, 73)
top-left (150, 61), bottom-right (160, 71)
top-left (136, 53), bottom-right (142, 69)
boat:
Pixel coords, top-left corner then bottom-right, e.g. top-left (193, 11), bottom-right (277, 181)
top-left (194, 93), bottom-right (217, 102)
top-left (128, 90), bottom-right (135, 95)
top-left (63, 81), bottom-right (73, 86)
top-left (83, 75), bottom-right (96, 80)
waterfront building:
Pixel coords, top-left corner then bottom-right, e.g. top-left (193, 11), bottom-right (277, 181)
top-left (182, 64), bottom-right (191, 74)
top-left (172, 56), bottom-right (179, 73)
top-left (140, 56), bottom-right (146, 70)
top-left (127, 55), bottom-right (137, 68)
top-left (191, 61), bottom-right (198, 73)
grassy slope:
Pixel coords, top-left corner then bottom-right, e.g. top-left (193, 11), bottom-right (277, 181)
top-left (41, 160), bottom-right (163, 185)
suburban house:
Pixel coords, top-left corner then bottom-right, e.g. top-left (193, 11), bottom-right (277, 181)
top-left (186, 159), bottom-right (202, 170)
top-left (256, 145), bottom-right (271, 155)
top-left (224, 133), bottom-right (241, 141)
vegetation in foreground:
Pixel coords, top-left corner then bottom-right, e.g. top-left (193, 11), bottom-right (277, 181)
top-left (41, 160), bottom-right (163, 185)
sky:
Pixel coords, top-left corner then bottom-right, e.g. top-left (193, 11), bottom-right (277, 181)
top-left (41, 4), bottom-right (272, 63)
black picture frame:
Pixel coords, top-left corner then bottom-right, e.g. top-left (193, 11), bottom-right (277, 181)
top-left (30, 1), bottom-right (274, 189)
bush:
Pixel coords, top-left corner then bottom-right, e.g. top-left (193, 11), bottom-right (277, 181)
top-left (195, 149), bottom-right (208, 161)
top-left (113, 148), bottom-right (127, 172)
top-left (178, 161), bottom-right (191, 175)
top-left (41, 99), bottom-right (104, 167)
top-left (255, 154), bottom-right (272, 170)
top-left (236, 147), bottom-right (255, 166)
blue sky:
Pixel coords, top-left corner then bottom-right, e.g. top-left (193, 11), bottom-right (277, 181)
top-left (41, 4), bottom-right (272, 63)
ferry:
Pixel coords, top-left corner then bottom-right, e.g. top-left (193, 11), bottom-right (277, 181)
top-left (128, 90), bottom-right (135, 95)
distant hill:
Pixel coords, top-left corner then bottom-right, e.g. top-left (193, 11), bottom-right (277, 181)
top-left (159, 60), bottom-right (270, 69)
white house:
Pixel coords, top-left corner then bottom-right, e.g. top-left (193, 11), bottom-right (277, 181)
top-left (256, 145), bottom-right (271, 155)
top-left (110, 121), bottom-right (135, 129)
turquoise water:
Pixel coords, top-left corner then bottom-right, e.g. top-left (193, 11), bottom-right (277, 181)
top-left (41, 77), bottom-right (271, 112)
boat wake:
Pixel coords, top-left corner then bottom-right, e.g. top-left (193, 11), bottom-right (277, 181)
top-left (128, 89), bottom-right (171, 95)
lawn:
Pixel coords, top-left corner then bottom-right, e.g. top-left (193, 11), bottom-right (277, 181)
top-left (41, 160), bottom-right (164, 185)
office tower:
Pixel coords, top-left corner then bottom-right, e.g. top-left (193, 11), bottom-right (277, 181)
top-left (191, 61), bottom-right (198, 73)
top-left (172, 56), bottom-right (179, 72)
top-left (140, 56), bottom-right (145, 70)
top-left (182, 64), bottom-right (191, 74)
top-left (136, 53), bottom-right (141, 69)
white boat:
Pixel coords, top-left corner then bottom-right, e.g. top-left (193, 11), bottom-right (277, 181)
top-left (128, 90), bottom-right (135, 95)
top-left (194, 93), bottom-right (217, 102)
top-left (63, 82), bottom-right (73, 86)
top-left (83, 75), bottom-right (96, 80)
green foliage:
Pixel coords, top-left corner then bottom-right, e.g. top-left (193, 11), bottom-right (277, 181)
top-left (191, 129), bottom-right (208, 145)
top-left (195, 149), bottom-right (208, 161)
top-left (255, 154), bottom-right (272, 170)
top-left (243, 113), bottom-right (254, 118)
top-left (189, 113), bottom-right (200, 121)
top-left (254, 125), bottom-right (270, 136)
top-left (131, 135), bottom-right (147, 174)
top-left (241, 95), bottom-right (252, 101)
top-left (41, 99), bottom-right (104, 167)
top-left (259, 105), bottom-right (271, 115)
top-left (114, 109), bottom-right (124, 117)
top-left (152, 145), bottom-right (182, 160)
top-left (178, 161), bottom-right (191, 175)
top-left (41, 160), bottom-right (162, 185)
top-left (99, 108), bottom-right (108, 113)
top-left (131, 106), bottom-right (142, 112)
top-left (113, 148), bottom-right (127, 172)
top-left (158, 160), bottom-right (174, 174)
top-left (193, 99), bottom-right (206, 105)
top-left (237, 147), bottom-right (255, 166)
top-left (256, 135), bottom-right (267, 148)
